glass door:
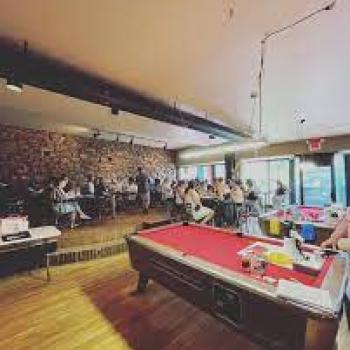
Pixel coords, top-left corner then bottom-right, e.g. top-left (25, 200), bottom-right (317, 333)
top-left (300, 154), bottom-right (334, 207)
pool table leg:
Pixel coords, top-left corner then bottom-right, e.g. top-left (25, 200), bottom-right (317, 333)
top-left (137, 273), bottom-right (149, 293)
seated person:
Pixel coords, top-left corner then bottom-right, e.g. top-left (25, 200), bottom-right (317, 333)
top-left (207, 184), bottom-right (216, 197)
top-left (113, 177), bottom-right (124, 193)
top-left (272, 180), bottom-right (288, 209)
top-left (321, 208), bottom-right (350, 250)
top-left (95, 177), bottom-right (109, 197)
top-left (52, 176), bottom-right (91, 228)
top-left (184, 181), bottom-right (214, 224)
top-left (196, 181), bottom-right (207, 196)
top-left (245, 179), bottom-right (260, 201)
top-left (82, 174), bottom-right (95, 195)
top-left (125, 177), bottom-right (138, 201)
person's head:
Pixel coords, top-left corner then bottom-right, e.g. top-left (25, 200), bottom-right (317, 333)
top-left (58, 175), bottom-right (68, 189)
top-left (246, 179), bottom-right (253, 188)
top-left (233, 182), bottom-right (242, 191)
top-left (218, 177), bottom-right (224, 183)
top-left (96, 177), bottom-right (102, 185)
top-left (137, 167), bottom-right (142, 174)
top-left (128, 177), bottom-right (134, 185)
top-left (187, 181), bottom-right (195, 190)
top-left (51, 177), bottom-right (59, 188)
top-left (87, 174), bottom-right (94, 182)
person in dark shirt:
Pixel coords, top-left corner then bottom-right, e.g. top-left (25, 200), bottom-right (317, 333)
top-left (135, 167), bottom-right (150, 214)
top-left (95, 177), bottom-right (109, 197)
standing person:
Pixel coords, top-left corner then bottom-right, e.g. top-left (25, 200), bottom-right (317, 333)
top-left (175, 181), bottom-right (186, 208)
top-left (321, 208), bottom-right (350, 327)
top-left (230, 181), bottom-right (245, 226)
top-left (26, 176), bottom-right (45, 227)
top-left (321, 208), bottom-right (350, 250)
top-left (161, 178), bottom-right (174, 217)
top-left (136, 167), bottom-right (150, 214)
top-left (272, 180), bottom-right (289, 209)
top-left (231, 181), bottom-right (244, 205)
top-left (216, 177), bottom-right (229, 200)
top-left (245, 179), bottom-right (262, 214)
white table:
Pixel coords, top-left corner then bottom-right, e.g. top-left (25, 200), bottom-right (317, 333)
top-left (0, 226), bottom-right (61, 252)
top-left (0, 226), bottom-right (61, 277)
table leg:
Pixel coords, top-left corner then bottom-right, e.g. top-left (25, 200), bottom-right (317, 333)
top-left (111, 194), bottom-right (116, 218)
top-left (137, 273), bottom-right (149, 293)
top-left (46, 253), bottom-right (51, 282)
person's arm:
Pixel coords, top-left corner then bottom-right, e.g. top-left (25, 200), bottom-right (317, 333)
top-left (321, 214), bottom-right (348, 248)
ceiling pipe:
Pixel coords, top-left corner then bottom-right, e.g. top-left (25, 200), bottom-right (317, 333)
top-left (0, 38), bottom-right (249, 141)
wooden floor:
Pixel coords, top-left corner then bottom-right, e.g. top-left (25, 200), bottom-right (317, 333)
top-left (0, 213), bottom-right (349, 350)
top-left (57, 209), bottom-right (168, 249)
top-left (0, 253), bottom-right (262, 350)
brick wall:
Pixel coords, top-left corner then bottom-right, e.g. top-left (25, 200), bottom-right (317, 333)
top-left (0, 123), bottom-right (176, 183)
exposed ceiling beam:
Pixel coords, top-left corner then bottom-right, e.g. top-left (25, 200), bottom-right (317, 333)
top-left (0, 38), bottom-right (249, 141)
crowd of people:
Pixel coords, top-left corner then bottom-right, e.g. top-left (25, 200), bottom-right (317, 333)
top-left (0, 164), bottom-right (291, 229)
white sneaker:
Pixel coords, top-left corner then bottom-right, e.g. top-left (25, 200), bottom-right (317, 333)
top-left (81, 214), bottom-right (92, 220)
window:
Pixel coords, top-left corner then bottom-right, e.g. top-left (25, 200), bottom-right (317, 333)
top-left (178, 166), bottom-right (197, 181)
top-left (178, 165), bottom-right (213, 183)
top-left (241, 158), bottom-right (291, 206)
top-left (214, 163), bottom-right (226, 179)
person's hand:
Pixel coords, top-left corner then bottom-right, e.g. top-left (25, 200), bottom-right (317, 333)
top-left (320, 238), bottom-right (337, 250)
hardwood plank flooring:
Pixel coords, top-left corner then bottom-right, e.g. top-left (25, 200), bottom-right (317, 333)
top-left (0, 252), bottom-right (348, 350)
top-left (0, 253), bottom-right (263, 350)
top-left (1, 209), bottom-right (349, 350)
top-left (58, 209), bottom-right (168, 249)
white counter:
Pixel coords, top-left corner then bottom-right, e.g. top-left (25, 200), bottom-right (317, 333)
top-left (0, 226), bottom-right (61, 251)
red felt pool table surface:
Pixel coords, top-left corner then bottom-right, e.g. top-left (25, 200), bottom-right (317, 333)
top-left (139, 224), bottom-right (332, 288)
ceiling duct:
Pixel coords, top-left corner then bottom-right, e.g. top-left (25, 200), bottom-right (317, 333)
top-left (0, 38), bottom-right (249, 141)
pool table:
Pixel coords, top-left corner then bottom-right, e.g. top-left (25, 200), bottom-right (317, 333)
top-left (259, 206), bottom-right (339, 245)
top-left (126, 223), bottom-right (348, 350)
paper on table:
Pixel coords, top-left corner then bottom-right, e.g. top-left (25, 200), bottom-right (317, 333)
top-left (276, 279), bottom-right (333, 312)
